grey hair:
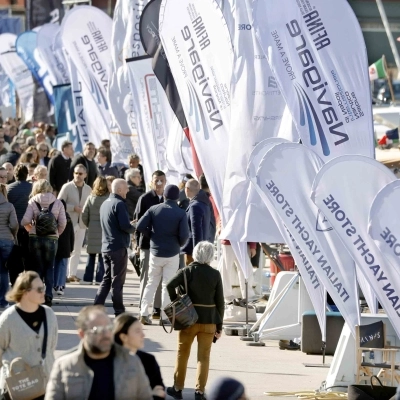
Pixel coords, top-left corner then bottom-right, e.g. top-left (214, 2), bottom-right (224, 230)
top-left (125, 168), bottom-right (140, 181)
top-left (128, 153), bottom-right (140, 161)
top-left (193, 241), bottom-right (214, 265)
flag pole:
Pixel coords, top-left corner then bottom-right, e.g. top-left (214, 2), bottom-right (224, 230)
top-left (383, 55), bottom-right (396, 103)
top-left (376, 0), bottom-right (400, 79)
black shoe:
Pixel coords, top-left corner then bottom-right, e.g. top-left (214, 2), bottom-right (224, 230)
top-left (152, 308), bottom-right (161, 320)
top-left (44, 296), bottom-right (52, 307)
top-left (195, 391), bottom-right (206, 400)
top-left (166, 386), bottom-right (183, 399)
top-left (279, 340), bottom-right (300, 350)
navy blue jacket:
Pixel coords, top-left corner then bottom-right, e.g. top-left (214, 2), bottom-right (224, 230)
top-left (0, 151), bottom-right (20, 167)
top-left (98, 162), bottom-right (119, 178)
top-left (134, 190), bottom-right (164, 250)
top-left (136, 199), bottom-right (189, 258)
top-left (6, 180), bottom-right (32, 224)
top-left (100, 193), bottom-right (136, 252)
top-left (181, 190), bottom-right (211, 255)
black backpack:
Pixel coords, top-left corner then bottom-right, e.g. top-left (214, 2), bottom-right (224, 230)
top-left (34, 201), bottom-right (58, 237)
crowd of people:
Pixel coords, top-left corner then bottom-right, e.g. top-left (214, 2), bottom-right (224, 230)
top-left (0, 117), bottom-right (253, 399)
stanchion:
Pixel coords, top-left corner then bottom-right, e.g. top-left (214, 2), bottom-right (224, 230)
top-left (303, 341), bottom-right (330, 368)
top-left (240, 280), bottom-right (254, 342)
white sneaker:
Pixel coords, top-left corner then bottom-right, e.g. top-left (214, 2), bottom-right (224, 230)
top-left (57, 288), bottom-right (64, 296)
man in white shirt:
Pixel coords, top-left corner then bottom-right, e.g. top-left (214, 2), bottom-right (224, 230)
top-left (58, 164), bottom-right (91, 282)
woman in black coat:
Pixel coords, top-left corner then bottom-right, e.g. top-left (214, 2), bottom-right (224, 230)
top-left (165, 241), bottom-right (224, 400)
top-left (53, 199), bottom-right (74, 296)
top-left (114, 313), bottom-right (165, 399)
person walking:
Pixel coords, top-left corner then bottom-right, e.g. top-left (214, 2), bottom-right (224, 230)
top-left (58, 164), bottom-right (91, 283)
top-left (94, 179), bottom-right (135, 316)
top-left (82, 176), bottom-right (109, 284)
top-left (0, 184), bottom-right (18, 307)
top-left (0, 271), bottom-right (58, 399)
top-left (47, 140), bottom-right (73, 195)
top-left (45, 305), bottom-right (152, 400)
top-left (134, 170), bottom-right (166, 320)
top-left (6, 164), bottom-right (32, 282)
top-left (180, 179), bottom-right (211, 265)
top-left (21, 180), bottom-right (66, 306)
top-left (166, 241), bottom-right (224, 400)
top-left (124, 168), bottom-right (143, 220)
top-left (113, 313), bottom-right (165, 399)
top-left (53, 200), bottom-right (74, 296)
top-left (69, 142), bottom-right (98, 187)
top-left (136, 184), bottom-right (189, 325)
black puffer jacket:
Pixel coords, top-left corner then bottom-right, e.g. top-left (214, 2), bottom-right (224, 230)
top-left (6, 180), bottom-right (32, 224)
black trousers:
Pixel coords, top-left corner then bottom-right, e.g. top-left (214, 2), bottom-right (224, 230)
top-left (94, 248), bottom-right (127, 315)
top-left (9, 228), bottom-right (29, 286)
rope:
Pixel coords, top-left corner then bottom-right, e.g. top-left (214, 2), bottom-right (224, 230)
top-left (263, 391), bottom-right (347, 400)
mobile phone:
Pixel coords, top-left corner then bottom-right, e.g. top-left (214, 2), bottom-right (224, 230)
top-left (213, 335), bottom-right (218, 343)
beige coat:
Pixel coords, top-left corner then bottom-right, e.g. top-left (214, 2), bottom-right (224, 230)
top-left (57, 181), bottom-right (91, 229)
top-left (45, 343), bottom-right (152, 400)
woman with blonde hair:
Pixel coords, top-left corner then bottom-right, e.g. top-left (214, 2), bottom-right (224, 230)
top-left (25, 146), bottom-right (40, 164)
top-left (82, 176), bottom-right (109, 284)
top-left (0, 271), bottom-right (58, 399)
top-left (0, 184), bottom-right (18, 308)
top-left (21, 179), bottom-right (66, 307)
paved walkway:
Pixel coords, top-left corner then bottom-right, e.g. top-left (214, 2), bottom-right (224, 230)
top-left (47, 255), bottom-right (332, 400)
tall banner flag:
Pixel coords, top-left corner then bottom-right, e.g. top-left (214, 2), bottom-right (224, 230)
top-left (0, 33), bottom-right (34, 121)
top-left (37, 24), bottom-right (69, 85)
top-left (220, 0), bottom-right (288, 243)
top-left (65, 54), bottom-right (101, 146)
top-left (108, 0), bottom-right (149, 163)
top-left (16, 31), bottom-right (56, 104)
top-left (140, 0), bottom-right (203, 177)
top-left (53, 84), bottom-right (83, 153)
top-left (0, 65), bottom-right (12, 107)
top-left (253, 0), bottom-right (374, 160)
top-left (126, 56), bottom-right (187, 186)
top-left (60, 6), bottom-right (113, 145)
top-left (255, 143), bottom-right (360, 335)
top-left (369, 181), bottom-right (400, 273)
top-left (159, 0), bottom-right (233, 215)
top-left (247, 138), bottom-right (326, 339)
top-left (311, 156), bottom-right (400, 336)
top-left (52, 31), bottom-right (70, 84)
top-left (26, 0), bottom-right (64, 30)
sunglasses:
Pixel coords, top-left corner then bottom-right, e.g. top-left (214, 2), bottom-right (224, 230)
top-left (87, 324), bottom-right (114, 335)
top-left (74, 172), bottom-right (84, 175)
top-left (28, 286), bottom-right (45, 294)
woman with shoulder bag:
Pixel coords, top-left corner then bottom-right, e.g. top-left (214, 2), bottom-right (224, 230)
top-left (0, 184), bottom-right (18, 308)
top-left (165, 241), bottom-right (224, 400)
top-left (82, 176), bottom-right (109, 284)
top-left (0, 271), bottom-right (58, 400)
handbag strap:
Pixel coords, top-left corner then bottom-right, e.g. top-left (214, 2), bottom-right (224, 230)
top-left (370, 375), bottom-right (383, 388)
top-left (161, 307), bottom-right (174, 334)
top-left (41, 309), bottom-right (48, 360)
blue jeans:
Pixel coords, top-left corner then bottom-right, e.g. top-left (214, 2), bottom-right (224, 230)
top-left (28, 236), bottom-right (58, 300)
top-left (54, 257), bottom-right (68, 288)
top-left (83, 254), bottom-right (104, 283)
top-left (0, 239), bottom-right (13, 307)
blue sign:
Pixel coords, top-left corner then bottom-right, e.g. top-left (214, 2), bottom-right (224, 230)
top-left (53, 83), bottom-right (83, 153)
top-left (15, 31), bottom-right (54, 104)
